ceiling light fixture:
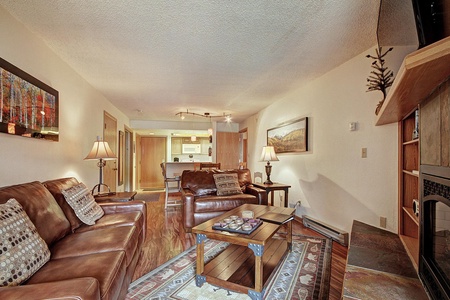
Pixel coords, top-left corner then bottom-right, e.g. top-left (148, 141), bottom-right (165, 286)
top-left (176, 110), bottom-right (232, 123)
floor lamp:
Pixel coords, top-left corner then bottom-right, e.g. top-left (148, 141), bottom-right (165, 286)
top-left (85, 137), bottom-right (117, 195)
top-left (260, 146), bottom-right (279, 185)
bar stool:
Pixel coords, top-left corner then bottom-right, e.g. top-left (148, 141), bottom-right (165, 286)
top-left (160, 163), bottom-right (181, 209)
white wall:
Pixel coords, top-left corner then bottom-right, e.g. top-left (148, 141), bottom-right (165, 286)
top-left (242, 45), bottom-right (417, 233)
top-left (0, 6), bottom-right (129, 190)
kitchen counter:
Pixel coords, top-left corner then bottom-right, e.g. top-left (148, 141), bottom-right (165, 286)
top-left (164, 162), bottom-right (196, 178)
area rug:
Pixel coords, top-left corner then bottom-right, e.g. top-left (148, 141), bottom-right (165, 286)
top-left (126, 234), bottom-right (332, 300)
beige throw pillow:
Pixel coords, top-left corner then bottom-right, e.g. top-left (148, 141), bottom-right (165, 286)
top-left (61, 183), bottom-right (104, 225)
top-left (213, 173), bottom-right (243, 196)
top-left (0, 198), bottom-right (51, 287)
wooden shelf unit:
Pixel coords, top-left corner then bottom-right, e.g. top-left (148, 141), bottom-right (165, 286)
top-left (398, 109), bottom-right (420, 269)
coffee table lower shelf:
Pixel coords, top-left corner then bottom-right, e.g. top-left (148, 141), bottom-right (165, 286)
top-left (196, 238), bottom-right (289, 300)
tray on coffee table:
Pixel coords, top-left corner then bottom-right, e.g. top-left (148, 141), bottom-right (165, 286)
top-left (212, 219), bottom-right (262, 234)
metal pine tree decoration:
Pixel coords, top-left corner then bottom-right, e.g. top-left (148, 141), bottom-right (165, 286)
top-left (366, 46), bottom-right (394, 115)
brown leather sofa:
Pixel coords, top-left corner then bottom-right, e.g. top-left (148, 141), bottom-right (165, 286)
top-left (0, 177), bottom-right (146, 300)
top-left (181, 169), bottom-right (266, 232)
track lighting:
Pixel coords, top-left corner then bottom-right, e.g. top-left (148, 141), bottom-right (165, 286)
top-left (175, 110), bottom-right (232, 122)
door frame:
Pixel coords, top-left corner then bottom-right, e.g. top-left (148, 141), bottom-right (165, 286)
top-left (103, 111), bottom-right (117, 192)
top-left (124, 125), bottom-right (134, 192)
top-left (136, 134), bottom-right (167, 190)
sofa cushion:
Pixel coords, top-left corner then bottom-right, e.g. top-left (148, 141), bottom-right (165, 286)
top-left (51, 226), bottom-right (139, 266)
top-left (43, 177), bottom-right (83, 232)
top-left (0, 198), bottom-right (50, 287)
top-left (0, 278), bottom-right (100, 300)
top-left (0, 181), bottom-right (71, 246)
top-left (27, 251), bottom-right (127, 300)
top-left (194, 193), bottom-right (258, 213)
top-left (213, 173), bottom-right (243, 196)
top-left (62, 183), bottom-right (104, 225)
top-left (75, 211), bottom-right (144, 234)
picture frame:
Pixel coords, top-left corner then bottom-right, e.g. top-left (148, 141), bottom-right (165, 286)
top-left (267, 117), bottom-right (308, 153)
top-left (0, 57), bottom-right (59, 141)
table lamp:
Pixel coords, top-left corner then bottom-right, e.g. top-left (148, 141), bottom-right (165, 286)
top-left (84, 137), bottom-right (117, 194)
top-left (260, 146), bottom-right (279, 185)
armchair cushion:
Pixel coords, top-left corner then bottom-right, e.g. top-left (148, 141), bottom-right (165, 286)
top-left (0, 198), bottom-right (50, 287)
top-left (213, 173), bottom-right (243, 196)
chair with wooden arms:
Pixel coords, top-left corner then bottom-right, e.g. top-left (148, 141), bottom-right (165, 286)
top-left (160, 163), bottom-right (181, 209)
top-left (254, 171), bottom-right (263, 184)
top-left (199, 162), bottom-right (221, 170)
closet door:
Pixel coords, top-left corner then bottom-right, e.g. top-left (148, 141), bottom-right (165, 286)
top-left (216, 132), bottom-right (239, 170)
top-left (138, 136), bottom-right (166, 190)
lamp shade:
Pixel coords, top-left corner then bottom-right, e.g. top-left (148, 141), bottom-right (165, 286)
top-left (84, 138), bottom-right (116, 160)
top-left (260, 146), bottom-right (279, 162)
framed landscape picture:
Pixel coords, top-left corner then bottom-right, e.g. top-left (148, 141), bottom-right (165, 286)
top-left (267, 117), bottom-right (308, 153)
top-left (0, 57), bottom-right (59, 141)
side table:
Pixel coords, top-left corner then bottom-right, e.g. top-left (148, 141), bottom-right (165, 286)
top-left (94, 191), bottom-right (137, 202)
top-left (252, 182), bottom-right (291, 207)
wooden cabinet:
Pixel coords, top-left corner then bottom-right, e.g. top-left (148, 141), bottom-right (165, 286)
top-left (398, 109), bottom-right (420, 269)
top-left (171, 137), bottom-right (182, 155)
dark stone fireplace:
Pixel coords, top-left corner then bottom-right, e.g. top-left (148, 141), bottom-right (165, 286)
top-left (420, 165), bottom-right (450, 300)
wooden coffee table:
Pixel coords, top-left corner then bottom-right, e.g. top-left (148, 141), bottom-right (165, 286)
top-left (192, 204), bottom-right (295, 300)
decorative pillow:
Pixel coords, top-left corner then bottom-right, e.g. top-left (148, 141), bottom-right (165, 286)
top-left (61, 183), bottom-right (104, 225)
top-left (0, 198), bottom-right (50, 287)
top-left (213, 173), bottom-right (243, 196)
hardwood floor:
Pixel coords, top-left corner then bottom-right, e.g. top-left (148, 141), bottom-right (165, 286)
top-left (132, 192), bottom-right (348, 299)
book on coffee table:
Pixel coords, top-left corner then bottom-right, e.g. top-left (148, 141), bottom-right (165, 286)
top-left (259, 212), bottom-right (294, 224)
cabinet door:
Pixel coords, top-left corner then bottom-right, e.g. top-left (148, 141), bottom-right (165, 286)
top-left (172, 137), bottom-right (182, 154)
top-left (216, 132), bottom-right (239, 169)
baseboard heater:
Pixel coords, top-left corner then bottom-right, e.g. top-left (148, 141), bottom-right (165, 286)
top-left (302, 215), bottom-right (349, 246)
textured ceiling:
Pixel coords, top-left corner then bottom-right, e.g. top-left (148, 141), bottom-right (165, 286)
top-left (0, 0), bottom-right (418, 124)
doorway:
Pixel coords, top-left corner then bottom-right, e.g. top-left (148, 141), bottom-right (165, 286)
top-left (137, 135), bottom-right (166, 190)
top-left (239, 128), bottom-right (248, 168)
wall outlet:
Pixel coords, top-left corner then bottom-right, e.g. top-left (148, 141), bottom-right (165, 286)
top-left (380, 216), bottom-right (387, 228)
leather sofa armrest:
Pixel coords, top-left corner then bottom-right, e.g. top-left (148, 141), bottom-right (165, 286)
top-left (0, 278), bottom-right (100, 300)
top-left (99, 200), bottom-right (147, 240)
top-left (245, 185), bottom-right (268, 205)
top-left (181, 188), bottom-right (196, 232)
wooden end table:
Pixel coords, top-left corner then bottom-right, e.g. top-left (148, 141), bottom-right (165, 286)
top-left (252, 182), bottom-right (291, 207)
top-left (192, 204), bottom-right (295, 300)
top-left (94, 191), bottom-right (137, 202)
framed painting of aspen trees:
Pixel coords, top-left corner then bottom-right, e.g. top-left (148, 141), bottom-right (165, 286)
top-left (0, 57), bottom-right (59, 141)
top-left (267, 117), bottom-right (308, 153)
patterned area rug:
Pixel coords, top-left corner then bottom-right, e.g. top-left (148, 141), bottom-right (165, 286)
top-left (127, 234), bottom-right (332, 300)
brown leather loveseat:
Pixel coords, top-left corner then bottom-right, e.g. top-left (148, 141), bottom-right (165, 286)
top-left (0, 177), bottom-right (146, 300)
top-left (181, 169), bottom-right (266, 232)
